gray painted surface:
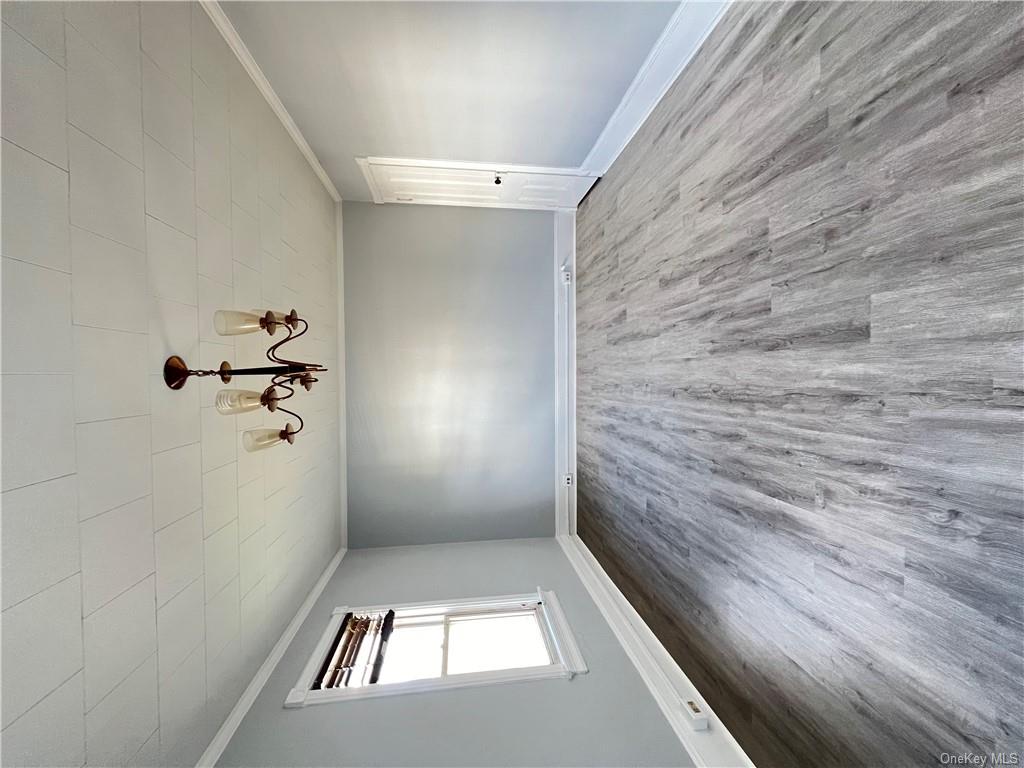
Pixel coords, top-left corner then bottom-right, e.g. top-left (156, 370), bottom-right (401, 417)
top-left (223, 1), bottom-right (679, 200)
top-left (575, 3), bottom-right (1024, 767)
top-left (217, 538), bottom-right (693, 768)
top-left (344, 203), bottom-right (556, 547)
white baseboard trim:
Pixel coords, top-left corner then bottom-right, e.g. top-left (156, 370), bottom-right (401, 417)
top-left (556, 534), bottom-right (754, 768)
top-left (196, 548), bottom-right (347, 768)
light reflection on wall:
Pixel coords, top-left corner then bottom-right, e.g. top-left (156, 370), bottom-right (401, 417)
top-left (344, 202), bottom-right (556, 547)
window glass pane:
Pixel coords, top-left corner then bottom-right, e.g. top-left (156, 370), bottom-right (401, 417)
top-left (446, 611), bottom-right (551, 675)
top-left (375, 622), bottom-right (444, 684)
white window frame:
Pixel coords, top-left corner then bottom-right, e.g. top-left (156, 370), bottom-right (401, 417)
top-left (285, 588), bottom-right (587, 707)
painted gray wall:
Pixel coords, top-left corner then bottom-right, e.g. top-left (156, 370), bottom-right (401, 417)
top-left (218, 538), bottom-right (693, 768)
top-left (575, 3), bottom-right (1024, 768)
top-left (344, 202), bottom-right (556, 547)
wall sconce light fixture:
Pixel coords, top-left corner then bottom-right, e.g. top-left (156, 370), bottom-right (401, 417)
top-left (163, 309), bottom-right (326, 452)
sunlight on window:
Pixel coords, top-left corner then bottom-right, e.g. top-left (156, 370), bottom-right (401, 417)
top-left (446, 612), bottom-right (551, 675)
top-left (293, 593), bottom-right (587, 708)
top-left (375, 623), bottom-right (443, 684)
top-left (373, 609), bottom-right (551, 684)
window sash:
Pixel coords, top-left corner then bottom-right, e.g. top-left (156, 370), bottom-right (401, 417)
top-left (286, 589), bottom-right (587, 708)
top-left (391, 604), bottom-right (553, 678)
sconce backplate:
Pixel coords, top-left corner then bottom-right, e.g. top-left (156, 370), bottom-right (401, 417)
top-left (163, 355), bottom-right (190, 390)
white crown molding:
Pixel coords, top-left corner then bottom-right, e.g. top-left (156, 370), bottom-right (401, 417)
top-left (356, 1), bottom-right (730, 204)
top-left (203, 1), bottom-right (725, 206)
top-left (200, 1), bottom-right (342, 203)
top-left (196, 548), bottom-right (347, 768)
top-left (354, 157), bottom-right (384, 203)
top-left (581, 0), bottom-right (730, 177)
top-left (556, 534), bottom-right (755, 768)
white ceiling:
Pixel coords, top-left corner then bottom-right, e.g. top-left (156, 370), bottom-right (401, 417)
top-left (222, 1), bottom-right (680, 201)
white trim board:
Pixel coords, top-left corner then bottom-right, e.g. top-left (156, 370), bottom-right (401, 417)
top-left (196, 548), bottom-right (347, 768)
top-left (554, 210), bottom-right (576, 535)
top-left (557, 534), bottom-right (755, 768)
top-left (356, 156), bottom-right (596, 211)
top-left (200, 1), bottom-right (341, 203)
top-left (358, 156), bottom-right (594, 177)
top-left (581, 0), bottom-right (730, 176)
top-left (335, 202), bottom-right (348, 548)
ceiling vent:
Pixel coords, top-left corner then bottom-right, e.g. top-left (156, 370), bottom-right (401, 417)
top-left (356, 157), bottom-right (597, 211)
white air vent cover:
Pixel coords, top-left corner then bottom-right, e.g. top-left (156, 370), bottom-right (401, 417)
top-left (357, 157), bottom-right (597, 211)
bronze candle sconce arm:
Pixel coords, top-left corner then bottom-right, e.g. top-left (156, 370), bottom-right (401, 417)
top-left (163, 309), bottom-right (327, 451)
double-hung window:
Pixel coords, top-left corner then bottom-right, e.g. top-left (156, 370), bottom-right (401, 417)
top-left (286, 589), bottom-right (586, 706)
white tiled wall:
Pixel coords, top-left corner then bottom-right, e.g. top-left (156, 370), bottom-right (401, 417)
top-left (1, 3), bottom-right (343, 766)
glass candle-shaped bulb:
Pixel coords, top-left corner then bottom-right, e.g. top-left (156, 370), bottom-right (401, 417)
top-left (215, 389), bottom-right (264, 415)
top-left (242, 428), bottom-right (284, 452)
top-left (213, 310), bottom-right (263, 336)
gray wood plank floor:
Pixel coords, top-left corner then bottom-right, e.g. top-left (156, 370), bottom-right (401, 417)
top-left (575, 3), bottom-right (1024, 766)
